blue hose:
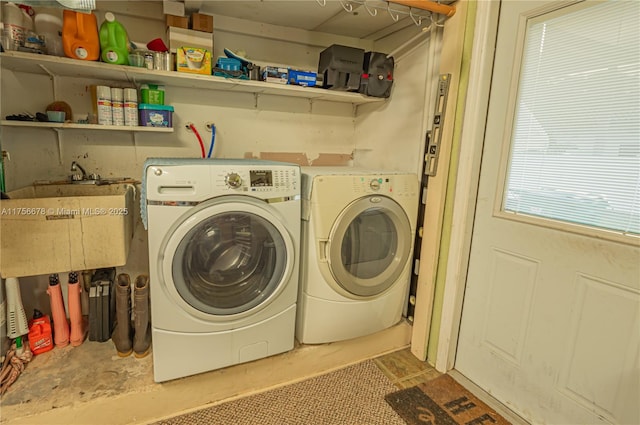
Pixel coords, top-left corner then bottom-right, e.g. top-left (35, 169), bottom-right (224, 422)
top-left (207, 124), bottom-right (216, 158)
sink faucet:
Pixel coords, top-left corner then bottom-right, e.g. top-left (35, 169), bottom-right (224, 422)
top-left (70, 161), bottom-right (88, 181)
top-left (70, 161), bottom-right (100, 182)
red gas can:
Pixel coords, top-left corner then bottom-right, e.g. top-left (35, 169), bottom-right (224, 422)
top-left (28, 310), bottom-right (54, 355)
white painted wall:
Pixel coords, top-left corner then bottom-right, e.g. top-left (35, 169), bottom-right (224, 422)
top-left (1, 2), bottom-right (434, 318)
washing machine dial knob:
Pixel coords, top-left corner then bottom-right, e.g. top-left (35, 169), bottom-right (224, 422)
top-left (370, 179), bottom-right (381, 191)
top-left (226, 172), bottom-right (243, 189)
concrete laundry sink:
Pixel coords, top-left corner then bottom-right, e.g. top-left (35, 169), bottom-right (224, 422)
top-left (0, 182), bottom-right (136, 278)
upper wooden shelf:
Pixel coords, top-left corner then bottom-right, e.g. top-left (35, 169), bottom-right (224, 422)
top-left (0, 51), bottom-right (385, 106)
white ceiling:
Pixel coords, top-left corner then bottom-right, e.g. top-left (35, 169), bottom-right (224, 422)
top-left (186, 0), bottom-right (453, 40)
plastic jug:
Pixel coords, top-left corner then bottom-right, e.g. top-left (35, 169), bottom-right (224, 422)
top-left (99, 12), bottom-right (130, 65)
top-left (34, 9), bottom-right (64, 56)
top-left (2, 2), bottom-right (26, 50)
top-left (62, 10), bottom-right (99, 60)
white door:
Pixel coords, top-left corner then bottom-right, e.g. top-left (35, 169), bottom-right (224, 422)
top-left (455, 1), bottom-right (640, 424)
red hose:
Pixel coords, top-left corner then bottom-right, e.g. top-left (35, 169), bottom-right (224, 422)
top-left (189, 123), bottom-right (205, 158)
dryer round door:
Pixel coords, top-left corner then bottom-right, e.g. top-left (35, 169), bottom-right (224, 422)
top-left (160, 197), bottom-right (294, 319)
top-left (326, 195), bottom-right (412, 298)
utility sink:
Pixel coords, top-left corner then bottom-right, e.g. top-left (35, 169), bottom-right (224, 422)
top-left (0, 182), bottom-right (136, 278)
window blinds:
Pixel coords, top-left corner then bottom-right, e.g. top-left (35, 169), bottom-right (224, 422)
top-left (503, 0), bottom-right (640, 235)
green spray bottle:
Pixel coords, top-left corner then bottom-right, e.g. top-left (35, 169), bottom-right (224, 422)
top-left (99, 12), bottom-right (130, 65)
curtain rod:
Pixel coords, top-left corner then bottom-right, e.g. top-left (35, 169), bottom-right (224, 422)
top-left (387, 0), bottom-right (456, 17)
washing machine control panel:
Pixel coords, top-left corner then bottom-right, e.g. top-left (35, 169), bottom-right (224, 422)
top-left (216, 167), bottom-right (299, 196)
top-left (225, 172), bottom-right (243, 188)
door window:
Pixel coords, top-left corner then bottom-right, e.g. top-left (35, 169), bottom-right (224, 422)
top-left (502, 0), bottom-right (640, 237)
top-left (172, 211), bottom-right (287, 315)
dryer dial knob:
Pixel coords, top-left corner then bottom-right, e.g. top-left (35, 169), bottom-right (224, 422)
top-left (370, 179), bottom-right (381, 191)
top-left (226, 172), bottom-right (243, 188)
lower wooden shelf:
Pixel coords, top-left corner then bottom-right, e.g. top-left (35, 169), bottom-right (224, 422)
top-left (0, 120), bottom-right (175, 132)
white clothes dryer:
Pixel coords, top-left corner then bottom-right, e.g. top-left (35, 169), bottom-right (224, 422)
top-left (144, 158), bottom-right (300, 382)
top-left (296, 167), bottom-right (419, 344)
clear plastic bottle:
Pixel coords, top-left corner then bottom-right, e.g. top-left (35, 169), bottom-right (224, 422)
top-left (99, 12), bottom-right (130, 65)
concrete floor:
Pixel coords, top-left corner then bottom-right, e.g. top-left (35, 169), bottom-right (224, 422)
top-left (1, 322), bottom-right (413, 425)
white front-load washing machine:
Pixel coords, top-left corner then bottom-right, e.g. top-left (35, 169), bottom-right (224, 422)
top-left (144, 158), bottom-right (300, 382)
top-left (296, 167), bottom-right (419, 344)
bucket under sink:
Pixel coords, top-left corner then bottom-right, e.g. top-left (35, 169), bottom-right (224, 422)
top-left (0, 183), bottom-right (136, 278)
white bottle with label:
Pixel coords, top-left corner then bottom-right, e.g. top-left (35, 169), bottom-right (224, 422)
top-left (2, 2), bottom-right (25, 50)
top-left (123, 88), bottom-right (138, 126)
top-left (111, 87), bottom-right (125, 126)
top-left (94, 85), bottom-right (112, 125)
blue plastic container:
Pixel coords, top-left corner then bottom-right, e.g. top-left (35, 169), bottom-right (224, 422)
top-left (139, 103), bottom-right (174, 127)
top-left (216, 57), bottom-right (241, 71)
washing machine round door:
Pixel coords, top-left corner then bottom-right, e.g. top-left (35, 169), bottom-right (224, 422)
top-left (161, 197), bottom-right (293, 317)
top-left (326, 195), bottom-right (412, 297)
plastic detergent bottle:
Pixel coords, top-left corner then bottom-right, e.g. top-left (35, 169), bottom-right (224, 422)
top-left (62, 10), bottom-right (100, 60)
top-left (2, 2), bottom-right (26, 50)
top-left (99, 12), bottom-right (130, 65)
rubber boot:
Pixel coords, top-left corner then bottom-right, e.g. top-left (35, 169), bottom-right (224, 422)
top-left (133, 275), bottom-right (151, 359)
top-left (47, 274), bottom-right (69, 348)
top-left (112, 273), bottom-right (132, 357)
top-left (68, 272), bottom-right (86, 346)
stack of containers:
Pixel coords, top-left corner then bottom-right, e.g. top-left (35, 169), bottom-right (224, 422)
top-left (139, 84), bottom-right (174, 127)
top-left (93, 85), bottom-right (138, 126)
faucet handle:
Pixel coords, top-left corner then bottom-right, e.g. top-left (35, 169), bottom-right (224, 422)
top-left (71, 174), bottom-right (83, 181)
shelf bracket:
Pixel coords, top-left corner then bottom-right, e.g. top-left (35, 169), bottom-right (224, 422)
top-left (39, 64), bottom-right (58, 100)
top-left (53, 128), bottom-right (63, 165)
top-left (254, 93), bottom-right (260, 109)
top-left (309, 99), bottom-right (314, 114)
top-left (132, 131), bottom-right (138, 158)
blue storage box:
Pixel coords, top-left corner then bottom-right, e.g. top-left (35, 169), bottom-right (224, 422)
top-left (288, 69), bottom-right (317, 87)
top-left (139, 103), bottom-right (174, 127)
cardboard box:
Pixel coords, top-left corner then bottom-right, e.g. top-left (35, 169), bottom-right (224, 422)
top-left (288, 69), bottom-right (317, 87)
top-left (191, 13), bottom-right (213, 33)
top-left (176, 47), bottom-right (211, 75)
top-left (262, 66), bottom-right (288, 84)
top-left (163, 0), bottom-right (184, 17)
top-left (0, 184), bottom-right (134, 278)
top-left (166, 14), bottom-right (188, 29)
top-left (166, 26), bottom-right (213, 54)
